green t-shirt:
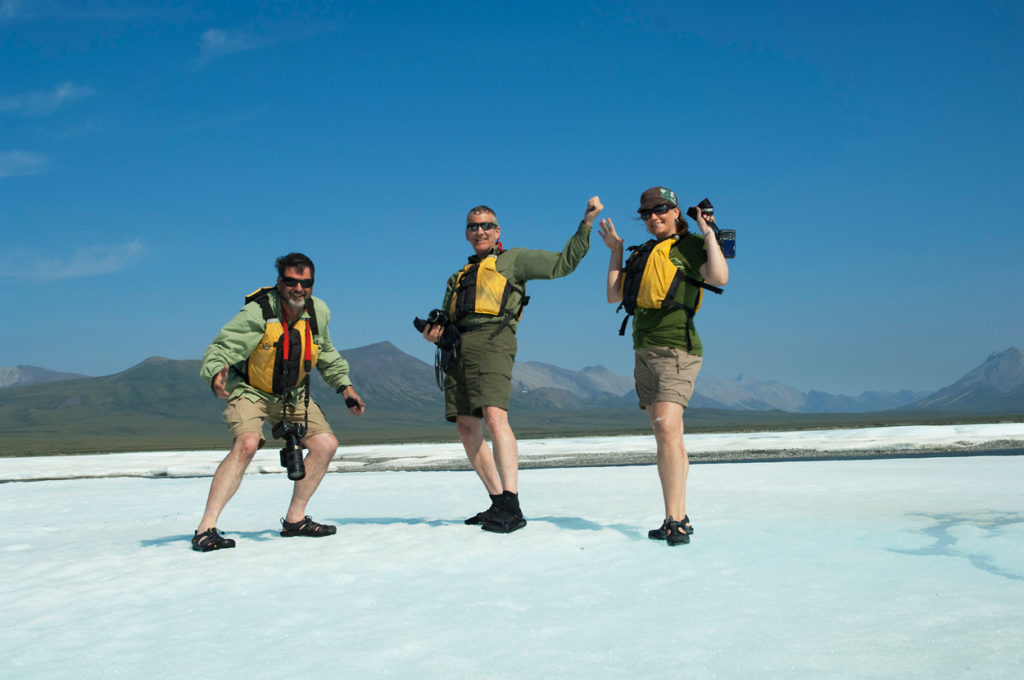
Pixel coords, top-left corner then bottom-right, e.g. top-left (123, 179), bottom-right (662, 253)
top-left (631, 232), bottom-right (709, 355)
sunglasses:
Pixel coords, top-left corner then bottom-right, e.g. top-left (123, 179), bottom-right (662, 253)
top-left (466, 222), bottom-right (498, 232)
top-left (639, 204), bottom-right (675, 220)
top-left (280, 276), bottom-right (314, 288)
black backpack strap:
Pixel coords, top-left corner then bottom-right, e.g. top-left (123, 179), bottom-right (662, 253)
top-left (487, 280), bottom-right (529, 339)
top-left (679, 273), bottom-right (723, 295)
top-left (304, 298), bottom-right (319, 335)
top-left (617, 313), bottom-right (630, 336)
top-left (244, 286), bottom-right (278, 320)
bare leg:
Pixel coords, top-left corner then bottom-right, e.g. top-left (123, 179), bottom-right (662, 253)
top-left (482, 406), bottom-right (518, 493)
top-left (456, 415), bottom-right (502, 495)
top-left (284, 432), bottom-right (339, 523)
top-left (648, 401), bottom-right (687, 520)
top-left (197, 431), bottom-right (261, 533)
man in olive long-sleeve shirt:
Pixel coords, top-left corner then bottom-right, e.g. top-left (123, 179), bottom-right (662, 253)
top-left (422, 197), bottom-right (602, 533)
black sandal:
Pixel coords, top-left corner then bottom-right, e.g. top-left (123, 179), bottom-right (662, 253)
top-left (280, 515), bottom-right (337, 537)
top-left (666, 516), bottom-right (690, 546)
top-left (192, 527), bottom-right (236, 552)
top-left (648, 520), bottom-right (669, 540)
top-left (648, 515), bottom-right (693, 540)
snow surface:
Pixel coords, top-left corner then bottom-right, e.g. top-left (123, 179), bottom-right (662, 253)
top-left (2, 426), bottom-right (1023, 679)
top-left (2, 423), bottom-right (1023, 482)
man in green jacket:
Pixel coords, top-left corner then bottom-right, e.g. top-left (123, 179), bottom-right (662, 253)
top-left (193, 252), bottom-right (365, 552)
top-left (422, 197), bottom-right (602, 533)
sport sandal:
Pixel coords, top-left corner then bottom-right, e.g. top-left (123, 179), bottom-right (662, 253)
top-left (465, 494), bottom-right (503, 525)
top-left (481, 491), bottom-right (526, 534)
top-left (648, 520), bottom-right (669, 540)
top-left (481, 509), bottom-right (527, 534)
top-left (648, 515), bottom-right (693, 540)
top-left (280, 515), bottom-right (337, 537)
top-left (666, 516), bottom-right (690, 546)
top-left (192, 527), bottom-right (236, 552)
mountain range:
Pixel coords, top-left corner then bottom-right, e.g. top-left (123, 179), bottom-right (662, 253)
top-left (4, 345), bottom-right (1024, 413)
top-left (1, 345), bottom-right (1020, 455)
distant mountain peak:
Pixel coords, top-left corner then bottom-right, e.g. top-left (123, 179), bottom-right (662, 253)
top-left (360, 340), bottom-right (401, 352)
top-left (0, 365), bottom-right (88, 389)
top-left (910, 346), bottom-right (1024, 412)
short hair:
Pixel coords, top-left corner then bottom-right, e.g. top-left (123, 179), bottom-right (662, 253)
top-left (467, 205), bottom-right (497, 222)
top-left (275, 252), bottom-right (315, 278)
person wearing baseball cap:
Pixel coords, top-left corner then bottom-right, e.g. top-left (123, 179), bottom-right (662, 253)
top-left (598, 187), bottom-right (729, 546)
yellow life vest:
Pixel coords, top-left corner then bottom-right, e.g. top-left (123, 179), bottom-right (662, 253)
top-left (617, 236), bottom-right (723, 346)
top-left (240, 287), bottom-right (321, 395)
top-left (448, 254), bottom-right (528, 328)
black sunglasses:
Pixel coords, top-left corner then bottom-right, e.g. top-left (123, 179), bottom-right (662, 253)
top-left (639, 204), bottom-right (675, 220)
top-left (280, 276), bottom-right (314, 288)
top-left (466, 222), bottom-right (498, 232)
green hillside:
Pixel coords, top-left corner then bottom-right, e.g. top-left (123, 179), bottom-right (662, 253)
top-left (2, 353), bottom-right (1020, 457)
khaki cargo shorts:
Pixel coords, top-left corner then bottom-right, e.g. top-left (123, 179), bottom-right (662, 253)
top-left (223, 396), bottom-right (334, 444)
top-left (445, 325), bottom-right (517, 422)
top-left (634, 346), bottom-right (703, 410)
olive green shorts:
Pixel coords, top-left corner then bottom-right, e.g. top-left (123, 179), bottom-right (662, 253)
top-left (223, 395), bottom-right (334, 444)
top-left (634, 346), bottom-right (703, 410)
top-left (444, 325), bottom-right (517, 422)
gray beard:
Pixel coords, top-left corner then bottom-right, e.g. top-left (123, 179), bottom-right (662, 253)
top-left (283, 295), bottom-right (306, 311)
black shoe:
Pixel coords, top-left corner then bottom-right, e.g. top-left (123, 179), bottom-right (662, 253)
top-left (666, 516), bottom-right (690, 546)
top-left (280, 515), bottom-right (337, 537)
top-left (481, 508), bottom-right (527, 533)
top-left (648, 520), bottom-right (669, 540)
top-left (192, 527), bottom-right (235, 552)
top-left (481, 491), bottom-right (526, 533)
top-left (465, 494), bottom-right (503, 525)
top-left (648, 515), bottom-right (693, 540)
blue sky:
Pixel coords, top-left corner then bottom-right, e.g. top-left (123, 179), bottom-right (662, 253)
top-left (2, 0), bottom-right (1022, 395)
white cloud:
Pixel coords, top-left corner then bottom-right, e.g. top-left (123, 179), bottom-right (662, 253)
top-left (0, 81), bottom-right (95, 117)
top-left (197, 28), bottom-right (267, 65)
top-left (0, 1), bottom-right (172, 23)
top-left (0, 239), bottom-right (148, 280)
top-left (0, 150), bottom-right (50, 177)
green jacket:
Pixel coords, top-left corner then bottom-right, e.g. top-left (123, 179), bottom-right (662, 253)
top-left (200, 290), bottom-right (351, 404)
top-left (441, 221), bottom-right (592, 333)
top-left (632, 232), bottom-right (710, 355)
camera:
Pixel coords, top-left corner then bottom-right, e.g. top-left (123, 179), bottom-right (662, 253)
top-left (413, 309), bottom-right (459, 354)
top-left (687, 198), bottom-right (735, 259)
top-left (413, 308), bottom-right (450, 333)
top-left (413, 308), bottom-right (462, 389)
top-left (272, 419), bottom-right (307, 481)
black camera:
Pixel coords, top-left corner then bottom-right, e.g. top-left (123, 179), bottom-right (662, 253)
top-left (413, 308), bottom-right (450, 333)
top-left (687, 198), bottom-right (735, 259)
top-left (272, 419), bottom-right (307, 481)
top-left (413, 309), bottom-right (459, 354)
top-left (413, 308), bottom-right (462, 389)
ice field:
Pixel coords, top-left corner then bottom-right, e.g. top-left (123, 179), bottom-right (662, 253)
top-left (1, 425), bottom-right (1022, 678)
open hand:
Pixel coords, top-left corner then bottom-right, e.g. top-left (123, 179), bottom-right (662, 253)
top-left (598, 218), bottom-right (623, 250)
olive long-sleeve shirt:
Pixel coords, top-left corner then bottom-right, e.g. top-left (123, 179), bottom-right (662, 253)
top-left (441, 221), bottom-right (592, 333)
